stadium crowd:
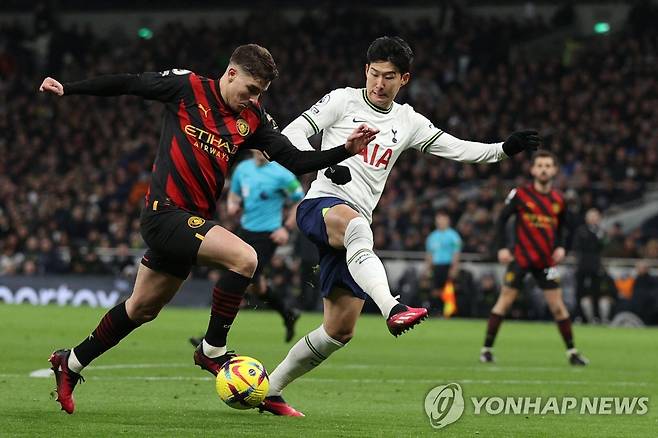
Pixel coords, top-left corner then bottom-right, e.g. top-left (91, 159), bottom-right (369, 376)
top-left (0, 4), bottom-right (656, 320)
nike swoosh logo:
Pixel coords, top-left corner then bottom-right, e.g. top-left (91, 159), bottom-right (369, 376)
top-left (352, 118), bottom-right (367, 123)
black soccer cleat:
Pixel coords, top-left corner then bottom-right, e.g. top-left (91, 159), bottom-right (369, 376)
top-left (386, 305), bottom-right (428, 337)
top-left (284, 309), bottom-right (300, 343)
top-left (193, 343), bottom-right (237, 376)
top-left (49, 349), bottom-right (84, 414)
top-left (568, 351), bottom-right (589, 366)
top-left (479, 348), bottom-right (495, 363)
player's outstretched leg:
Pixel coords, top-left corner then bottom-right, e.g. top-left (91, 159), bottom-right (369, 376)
top-left (50, 301), bottom-right (140, 414)
top-left (340, 214), bottom-right (428, 335)
top-left (195, 271), bottom-right (251, 376)
top-left (260, 289), bottom-right (359, 416)
top-left (259, 324), bottom-right (343, 416)
top-left (49, 264), bottom-right (183, 413)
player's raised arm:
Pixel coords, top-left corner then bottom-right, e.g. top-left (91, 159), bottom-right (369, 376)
top-left (249, 122), bottom-right (379, 175)
top-left (410, 113), bottom-right (542, 163)
top-left (38, 70), bottom-right (188, 102)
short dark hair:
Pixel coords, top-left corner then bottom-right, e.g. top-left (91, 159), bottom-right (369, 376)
top-left (531, 150), bottom-right (558, 166)
top-left (366, 36), bottom-right (414, 74)
top-left (229, 44), bottom-right (279, 82)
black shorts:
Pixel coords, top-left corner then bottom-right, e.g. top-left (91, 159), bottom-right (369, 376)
top-left (432, 264), bottom-right (450, 290)
top-left (503, 261), bottom-right (560, 290)
top-left (237, 227), bottom-right (277, 283)
top-left (140, 200), bottom-right (217, 279)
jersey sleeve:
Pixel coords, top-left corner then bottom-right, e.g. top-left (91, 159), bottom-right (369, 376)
top-left (409, 112), bottom-right (506, 163)
top-left (132, 69), bottom-right (191, 102)
top-left (495, 189), bottom-right (519, 250)
top-left (282, 88), bottom-right (348, 151)
top-left (63, 69), bottom-right (190, 103)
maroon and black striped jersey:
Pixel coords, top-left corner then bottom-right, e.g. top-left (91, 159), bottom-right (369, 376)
top-left (496, 184), bottom-right (566, 269)
top-left (63, 69), bottom-right (353, 219)
top-left (136, 69), bottom-right (274, 218)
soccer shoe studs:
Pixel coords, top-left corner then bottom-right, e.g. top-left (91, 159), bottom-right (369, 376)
top-left (386, 306), bottom-right (429, 337)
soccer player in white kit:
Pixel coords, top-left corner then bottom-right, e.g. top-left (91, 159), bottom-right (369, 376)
top-left (259, 36), bottom-right (542, 416)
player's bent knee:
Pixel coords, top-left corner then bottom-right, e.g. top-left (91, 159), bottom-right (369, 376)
top-left (228, 245), bottom-right (258, 277)
top-left (344, 217), bottom-right (373, 249)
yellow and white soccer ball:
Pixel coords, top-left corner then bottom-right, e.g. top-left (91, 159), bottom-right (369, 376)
top-left (215, 356), bottom-right (269, 409)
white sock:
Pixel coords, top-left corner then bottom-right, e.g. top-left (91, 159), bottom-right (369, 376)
top-left (202, 339), bottom-right (227, 358)
top-left (344, 217), bottom-right (399, 318)
top-left (580, 297), bottom-right (595, 323)
top-left (68, 349), bottom-right (84, 374)
top-left (267, 325), bottom-right (344, 396)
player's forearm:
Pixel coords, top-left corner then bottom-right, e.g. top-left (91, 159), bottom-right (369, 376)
top-left (270, 145), bottom-right (352, 175)
top-left (63, 74), bottom-right (141, 96)
top-left (429, 132), bottom-right (506, 163)
top-left (282, 117), bottom-right (317, 151)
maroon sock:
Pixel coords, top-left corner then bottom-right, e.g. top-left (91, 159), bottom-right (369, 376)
top-left (73, 302), bottom-right (140, 366)
top-left (204, 270), bottom-right (251, 347)
top-left (556, 318), bottom-right (575, 349)
top-left (484, 312), bottom-right (504, 348)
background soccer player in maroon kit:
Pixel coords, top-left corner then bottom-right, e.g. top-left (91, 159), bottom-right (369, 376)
top-left (38, 44), bottom-right (379, 414)
top-left (480, 150), bottom-right (588, 366)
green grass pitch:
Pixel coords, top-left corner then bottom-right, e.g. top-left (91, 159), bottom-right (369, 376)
top-left (1, 304), bottom-right (656, 437)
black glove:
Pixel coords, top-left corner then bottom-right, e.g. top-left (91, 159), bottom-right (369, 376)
top-left (324, 165), bottom-right (351, 185)
top-left (502, 130), bottom-right (542, 156)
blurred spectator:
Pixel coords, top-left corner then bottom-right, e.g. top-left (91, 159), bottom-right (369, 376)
top-left (474, 272), bottom-right (499, 318)
top-left (629, 261), bottom-right (658, 325)
top-left (572, 208), bottom-right (613, 324)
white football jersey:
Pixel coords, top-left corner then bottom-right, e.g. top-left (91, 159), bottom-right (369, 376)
top-left (282, 87), bottom-right (507, 222)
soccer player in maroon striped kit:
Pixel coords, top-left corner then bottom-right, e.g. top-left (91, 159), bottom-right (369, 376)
top-left (480, 150), bottom-right (588, 366)
top-left (39, 44), bottom-right (379, 414)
